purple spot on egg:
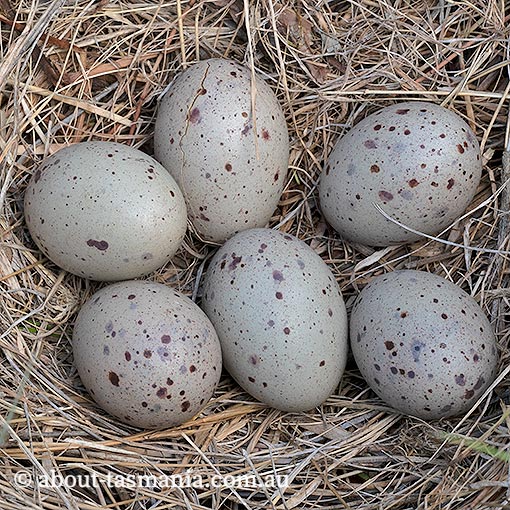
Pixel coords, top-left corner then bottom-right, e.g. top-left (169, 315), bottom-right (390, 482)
top-left (228, 254), bottom-right (242, 271)
top-left (273, 270), bottom-right (284, 283)
top-left (241, 122), bottom-right (252, 136)
top-left (464, 389), bottom-right (475, 400)
top-left (364, 140), bottom-right (377, 149)
top-left (378, 190), bottom-right (394, 201)
top-left (156, 387), bottom-right (167, 398)
top-left (87, 239), bottom-right (109, 251)
top-left (189, 107), bottom-right (201, 124)
top-left (473, 375), bottom-right (485, 390)
top-left (455, 373), bottom-right (466, 386)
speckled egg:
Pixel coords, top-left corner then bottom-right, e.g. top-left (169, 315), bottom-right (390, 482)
top-left (72, 280), bottom-right (222, 429)
top-left (24, 141), bottom-right (187, 281)
top-left (350, 270), bottom-right (498, 419)
top-left (319, 101), bottom-right (482, 246)
top-left (201, 228), bottom-right (348, 411)
top-left (154, 58), bottom-right (289, 243)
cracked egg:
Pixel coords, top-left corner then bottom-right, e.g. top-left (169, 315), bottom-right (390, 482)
top-left (154, 58), bottom-right (289, 243)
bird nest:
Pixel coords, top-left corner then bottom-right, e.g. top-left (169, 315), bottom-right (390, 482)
top-left (1, 1), bottom-right (510, 509)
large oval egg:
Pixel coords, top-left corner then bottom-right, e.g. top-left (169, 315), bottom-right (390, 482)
top-left (319, 101), bottom-right (482, 246)
top-left (154, 58), bottom-right (289, 243)
top-left (72, 281), bottom-right (222, 429)
top-left (201, 228), bottom-right (348, 411)
top-left (24, 141), bottom-right (187, 281)
top-left (350, 270), bottom-right (498, 419)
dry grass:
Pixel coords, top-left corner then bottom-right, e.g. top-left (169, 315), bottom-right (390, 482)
top-left (1, 0), bottom-right (510, 508)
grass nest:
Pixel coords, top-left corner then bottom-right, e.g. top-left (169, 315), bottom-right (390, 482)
top-left (1, 0), bottom-right (510, 508)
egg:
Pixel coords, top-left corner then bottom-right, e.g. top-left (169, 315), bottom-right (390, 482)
top-left (24, 141), bottom-right (187, 281)
top-left (319, 101), bottom-right (482, 246)
top-left (350, 270), bottom-right (498, 419)
top-left (201, 228), bottom-right (348, 411)
top-left (72, 280), bottom-right (222, 429)
top-left (154, 58), bottom-right (289, 243)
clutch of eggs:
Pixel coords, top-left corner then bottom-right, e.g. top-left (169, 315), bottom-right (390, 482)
top-left (24, 141), bottom-right (187, 281)
top-left (201, 228), bottom-right (349, 411)
top-left (319, 101), bottom-right (482, 246)
top-left (154, 58), bottom-right (289, 243)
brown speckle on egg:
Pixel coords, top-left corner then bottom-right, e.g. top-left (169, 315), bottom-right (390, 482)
top-left (108, 371), bottom-right (120, 386)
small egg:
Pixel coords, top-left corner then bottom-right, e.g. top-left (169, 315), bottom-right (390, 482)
top-left (72, 281), bottom-right (222, 429)
top-left (24, 141), bottom-right (187, 281)
top-left (319, 101), bottom-right (482, 246)
top-left (201, 228), bottom-right (348, 411)
top-left (350, 270), bottom-right (498, 419)
top-left (154, 58), bottom-right (289, 243)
